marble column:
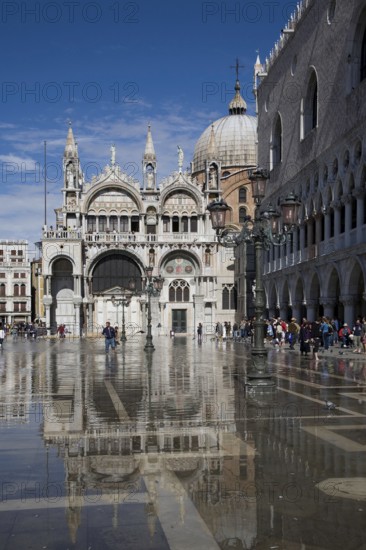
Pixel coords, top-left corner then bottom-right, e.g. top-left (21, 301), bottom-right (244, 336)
top-left (343, 195), bottom-right (352, 247)
top-left (324, 207), bottom-right (331, 242)
top-left (339, 295), bottom-right (356, 326)
top-left (292, 301), bottom-right (302, 322)
top-left (306, 300), bottom-right (318, 322)
top-left (88, 302), bottom-right (94, 333)
top-left (354, 187), bottom-right (365, 243)
top-left (332, 201), bottom-right (341, 241)
top-left (299, 223), bottom-right (306, 262)
top-left (321, 299), bottom-right (336, 320)
top-left (279, 304), bottom-right (288, 321)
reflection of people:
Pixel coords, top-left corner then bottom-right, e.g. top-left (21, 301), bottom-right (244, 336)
top-left (102, 321), bottom-right (116, 352)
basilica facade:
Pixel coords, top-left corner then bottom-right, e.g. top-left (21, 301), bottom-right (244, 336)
top-left (256, 0), bottom-right (366, 325)
top-left (42, 82), bottom-right (257, 335)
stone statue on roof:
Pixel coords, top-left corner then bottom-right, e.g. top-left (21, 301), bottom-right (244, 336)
top-left (177, 145), bottom-right (184, 172)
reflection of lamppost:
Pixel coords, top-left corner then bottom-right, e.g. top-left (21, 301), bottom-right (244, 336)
top-left (143, 266), bottom-right (164, 352)
top-left (207, 167), bottom-right (300, 388)
top-left (111, 279), bottom-right (136, 342)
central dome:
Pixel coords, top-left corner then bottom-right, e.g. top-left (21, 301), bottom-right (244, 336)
top-left (192, 80), bottom-right (257, 173)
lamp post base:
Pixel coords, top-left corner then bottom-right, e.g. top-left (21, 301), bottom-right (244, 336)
top-left (121, 333), bottom-right (127, 342)
top-left (144, 337), bottom-right (155, 351)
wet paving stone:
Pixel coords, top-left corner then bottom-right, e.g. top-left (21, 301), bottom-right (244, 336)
top-left (0, 336), bottom-right (365, 549)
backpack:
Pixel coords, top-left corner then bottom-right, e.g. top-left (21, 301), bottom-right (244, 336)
top-left (327, 324), bottom-right (333, 334)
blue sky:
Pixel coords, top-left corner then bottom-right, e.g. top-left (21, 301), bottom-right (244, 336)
top-left (0, 0), bottom-right (296, 246)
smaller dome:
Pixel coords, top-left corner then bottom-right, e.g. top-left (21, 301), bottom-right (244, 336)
top-left (193, 115), bottom-right (257, 173)
top-left (192, 78), bottom-right (257, 173)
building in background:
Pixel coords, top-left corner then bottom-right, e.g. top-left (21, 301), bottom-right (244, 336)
top-left (255, 0), bottom-right (366, 325)
top-left (42, 80), bottom-right (258, 335)
top-left (0, 240), bottom-right (31, 326)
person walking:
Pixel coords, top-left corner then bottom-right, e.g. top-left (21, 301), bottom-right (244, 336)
top-left (320, 317), bottom-right (331, 350)
top-left (288, 317), bottom-right (300, 350)
top-left (352, 320), bottom-right (362, 353)
top-left (102, 321), bottom-right (116, 353)
top-left (197, 322), bottom-right (203, 344)
top-left (299, 321), bottom-right (311, 357)
top-left (0, 324), bottom-right (5, 349)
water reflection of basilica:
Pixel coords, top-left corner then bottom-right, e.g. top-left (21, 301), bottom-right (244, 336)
top-left (41, 340), bottom-right (257, 548)
top-left (1, 341), bottom-right (366, 548)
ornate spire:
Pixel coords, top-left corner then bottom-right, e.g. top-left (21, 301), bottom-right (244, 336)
top-left (144, 124), bottom-right (156, 161)
top-left (254, 51), bottom-right (263, 76)
top-left (64, 121), bottom-right (77, 157)
top-left (207, 124), bottom-right (217, 159)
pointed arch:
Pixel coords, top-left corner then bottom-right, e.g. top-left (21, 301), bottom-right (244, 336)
top-left (302, 68), bottom-right (318, 138)
top-left (270, 112), bottom-right (283, 169)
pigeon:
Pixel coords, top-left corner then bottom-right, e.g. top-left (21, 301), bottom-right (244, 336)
top-left (325, 400), bottom-right (337, 410)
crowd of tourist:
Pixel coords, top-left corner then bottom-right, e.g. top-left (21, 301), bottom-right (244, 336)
top-left (212, 316), bottom-right (366, 360)
top-left (0, 321), bottom-right (47, 340)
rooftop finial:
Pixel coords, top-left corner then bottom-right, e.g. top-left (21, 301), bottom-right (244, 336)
top-left (230, 57), bottom-right (245, 81)
top-left (228, 58), bottom-right (247, 115)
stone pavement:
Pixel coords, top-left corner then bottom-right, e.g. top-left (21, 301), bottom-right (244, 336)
top-left (0, 335), bottom-right (365, 549)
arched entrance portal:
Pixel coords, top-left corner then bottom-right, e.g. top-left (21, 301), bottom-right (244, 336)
top-left (92, 254), bottom-right (143, 293)
top-left (90, 253), bottom-right (143, 329)
top-left (51, 258), bottom-right (74, 332)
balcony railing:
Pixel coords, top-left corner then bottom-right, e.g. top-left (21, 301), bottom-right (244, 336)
top-left (43, 231), bottom-right (215, 244)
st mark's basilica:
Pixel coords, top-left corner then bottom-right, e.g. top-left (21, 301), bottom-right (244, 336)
top-left (41, 79), bottom-right (257, 335)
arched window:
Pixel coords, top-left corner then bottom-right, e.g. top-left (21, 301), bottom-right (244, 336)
top-left (190, 216), bottom-right (198, 232)
top-left (340, 203), bottom-right (346, 233)
top-left (87, 216), bottom-right (96, 232)
top-left (0, 284), bottom-right (5, 297)
top-left (361, 27), bottom-right (366, 81)
top-left (222, 285), bottom-right (237, 310)
top-left (351, 196), bottom-right (357, 229)
top-left (239, 207), bottom-right (247, 224)
top-left (172, 216), bottom-right (179, 233)
top-left (303, 70), bottom-right (318, 137)
top-left (149, 248), bottom-right (155, 267)
top-left (131, 215), bottom-right (139, 233)
top-left (169, 280), bottom-right (190, 302)
top-left (272, 114), bottom-right (282, 167)
top-left (330, 208), bottom-right (335, 238)
top-left (99, 215), bottom-right (107, 232)
top-left (238, 187), bottom-right (247, 203)
top-left (20, 284), bottom-right (26, 297)
top-left (204, 247), bottom-right (211, 267)
top-left (110, 216), bottom-right (118, 231)
top-left (162, 215), bottom-right (170, 232)
top-left (14, 284), bottom-right (19, 297)
top-left (120, 216), bottom-right (128, 232)
top-left (182, 216), bottom-right (189, 233)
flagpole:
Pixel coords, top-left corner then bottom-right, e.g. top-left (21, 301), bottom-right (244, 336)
top-left (44, 140), bottom-right (47, 226)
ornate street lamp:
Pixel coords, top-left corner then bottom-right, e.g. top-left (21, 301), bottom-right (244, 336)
top-left (143, 267), bottom-right (164, 352)
top-left (207, 168), bottom-right (300, 388)
top-left (111, 278), bottom-right (136, 342)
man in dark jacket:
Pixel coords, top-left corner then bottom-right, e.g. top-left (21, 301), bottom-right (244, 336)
top-left (102, 321), bottom-right (116, 352)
